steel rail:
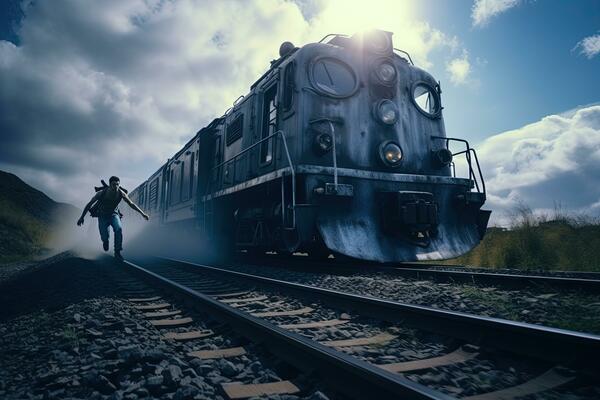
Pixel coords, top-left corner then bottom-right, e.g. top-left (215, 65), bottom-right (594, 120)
top-left (370, 266), bottom-right (600, 293)
top-left (159, 256), bottom-right (600, 370)
top-left (122, 259), bottom-right (452, 400)
top-left (247, 254), bottom-right (600, 293)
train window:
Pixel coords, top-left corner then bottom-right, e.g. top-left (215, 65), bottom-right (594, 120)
top-left (283, 62), bottom-right (295, 110)
top-left (179, 161), bottom-right (185, 201)
top-left (212, 135), bottom-right (222, 182)
top-left (309, 57), bottom-right (358, 98)
top-left (411, 82), bottom-right (441, 118)
top-left (169, 168), bottom-right (175, 205)
top-left (260, 84), bottom-right (277, 164)
top-left (226, 114), bottom-right (243, 146)
top-left (139, 185), bottom-right (145, 207)
top-left (170, 163), bottom-right (182, 205)
top-left (188, 151), bottom-right (195, 199)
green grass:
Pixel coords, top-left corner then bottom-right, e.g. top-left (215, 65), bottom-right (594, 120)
top-left (447, 204), bottom-right (600, 271)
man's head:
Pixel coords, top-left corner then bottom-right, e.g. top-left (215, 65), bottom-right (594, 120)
top-left (109, 176), bottom-right (120, 190)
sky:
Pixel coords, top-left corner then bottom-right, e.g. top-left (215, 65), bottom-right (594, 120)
top-left (0, 0), bottom-right (599, 226)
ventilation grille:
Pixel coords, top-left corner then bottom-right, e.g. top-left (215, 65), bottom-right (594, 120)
top-left (226, 115), bottom-right (243, 146)
top-left (149, 178), bottom-right (159, 210)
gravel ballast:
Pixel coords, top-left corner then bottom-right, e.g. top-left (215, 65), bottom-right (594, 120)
top-left (210, 258), bottom-right (600, 335)
top-left (0, 256), bottom-right (334, 400)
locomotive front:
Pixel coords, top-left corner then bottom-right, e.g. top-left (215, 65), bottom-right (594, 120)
top-left (293, 30), bottom-right (490, 262)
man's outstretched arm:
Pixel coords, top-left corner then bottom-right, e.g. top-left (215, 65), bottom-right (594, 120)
top-left (77, 192), bottom-right (102, 225)
top-left (122, 191), bottom-right (149, 220)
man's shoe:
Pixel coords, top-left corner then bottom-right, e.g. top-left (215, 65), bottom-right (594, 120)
top-left (114, 251), bottom-right (124, 261)
top-left (102, 241), bottom-right (109, 251)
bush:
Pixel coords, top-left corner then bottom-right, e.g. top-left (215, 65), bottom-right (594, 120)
top-left (449, 202), bottom-right (600, 271)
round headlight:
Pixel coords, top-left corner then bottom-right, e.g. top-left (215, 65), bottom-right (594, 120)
top-left (375, 100), bottom-right (399, 125)
top-left (371, 58), bottom-right (397, 87)
top-left (433, 148), bottom-right (453, 167)
top-left (380, 141), bottom-right (403, 167)
top-left (378, 62), bottom-right (396, 83)
top-left (314, 133), bottom-right (333, 153)
top-left (365, 30), bottom-right (392, 54)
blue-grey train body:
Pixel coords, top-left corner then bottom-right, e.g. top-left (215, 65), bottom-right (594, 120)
top-left (129, 30), bottom-right (491, 262)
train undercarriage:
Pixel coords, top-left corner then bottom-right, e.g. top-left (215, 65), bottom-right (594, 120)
top-left (212, 169), bottom-right (490, 263)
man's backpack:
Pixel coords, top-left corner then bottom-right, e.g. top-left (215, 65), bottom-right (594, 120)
top-left (88, 180), bottom-right (128, 218)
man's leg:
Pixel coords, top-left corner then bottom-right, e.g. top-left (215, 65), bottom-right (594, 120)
top-left (98, 216), bottom-right (110, 251)
top-left (111, 214), bottom-right (123, 254)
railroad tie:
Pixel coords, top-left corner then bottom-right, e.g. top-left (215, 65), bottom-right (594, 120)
top-left (162, 330), bottom-right (215, 341)
top-left (128, 296), bottom-right (162, 302)
top-left (150, 317), bottom-right (193, 328)
top-left (320, 333), bottom-right (396, 348)
top-left (220, 295), bottom-right (268, 304)
top-left (133, 303), bottom-right (170, 310)
top-left (377, 347), bottom-right (479, 373)
top-left (143, 310), bottom-right (182, 319)
top-left (214, 291), bottom-right (251, 298)
top-left (251, 307), bottom-right (313, 318)
top-left (463, 368), bottom-right (574, 400)
top-left (222, 381), bottom-right (300, 399)
top-left (188, 347), bottom-right (246, 359)
top-left (279, 319), bottom-right (350, 330)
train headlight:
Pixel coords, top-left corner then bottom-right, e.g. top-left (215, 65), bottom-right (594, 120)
top-left (370, 58), bottom-right (397, 87)
top-left (432, 148), bottom-right (453, 167)
top-left (374, 99), bottom-right (399, 125)
top-left (379, 141), bottom-right (403, 167)
top-left (365, 30), bottom-right (392, 54)
top-left (377, 62), bottom-right (396, 83)
top-left (314, 132), bottom-right (333, 153)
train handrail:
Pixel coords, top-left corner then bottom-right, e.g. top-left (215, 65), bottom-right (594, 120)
top-left (430, 136), bottom-right (486, 197)
top-left (206, 130), bottom-right (296, 229)
top-left (393, 48), bottom-right (414, 65)
top-left (318, 33), bottom-right (350, 43)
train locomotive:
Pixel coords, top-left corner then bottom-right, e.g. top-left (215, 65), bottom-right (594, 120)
top-left (129, 30), bottom-right (491, 263)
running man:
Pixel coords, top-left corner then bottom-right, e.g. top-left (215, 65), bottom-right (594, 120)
top-left (77, 176), bottom-right (149, 260)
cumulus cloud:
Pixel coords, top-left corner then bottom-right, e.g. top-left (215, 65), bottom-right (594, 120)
top-left (471, 0), bottom-right (520, 28)
top-left (446, 51), bottom-right (471, 85)
top-left (574, 33), bottom-right (600, 59)
top-left (0, 0), bottom-right (470, 207)
top-left (476, 104), bottom-right (600, 225)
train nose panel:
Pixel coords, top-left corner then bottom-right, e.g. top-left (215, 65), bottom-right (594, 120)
top-left (379, 191), bottom-right (439, 236)
top-left (315, 180), bottom-right (485, 262)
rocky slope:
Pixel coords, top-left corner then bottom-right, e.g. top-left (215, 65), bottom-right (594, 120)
top-left (0, 170), bottom-right (79, 262)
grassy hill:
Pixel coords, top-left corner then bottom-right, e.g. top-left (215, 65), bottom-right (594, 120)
top-left (447, 209), bottom-right (600, 271)
top-left (0, 171), bottom-right (80, 263)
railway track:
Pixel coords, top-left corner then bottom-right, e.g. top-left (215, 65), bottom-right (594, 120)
top-left (122, 256), bottom-right (600, 399)
top-left (237, 254), bottom-right (600, 293)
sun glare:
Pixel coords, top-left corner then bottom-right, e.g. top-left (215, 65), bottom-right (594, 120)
top-left (315, 0), bottom-right (415, 36)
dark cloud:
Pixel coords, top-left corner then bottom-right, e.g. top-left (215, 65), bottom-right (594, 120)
top-left (0, 0), bottom-right (310, 206)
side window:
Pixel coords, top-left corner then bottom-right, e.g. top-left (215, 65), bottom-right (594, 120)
top-left (182, 154), bottom-right (190, 202)
top-left (188, 151), bottom-right (195, 199)
top-left (138, 185), bottom-right (146, 207)
top-left (170, 163), bottom-right (182, 205)
top-left (226, 114), bottom-right (243, 146)
top-left (260, 84), bottom-right (277, 164)
top-left (283, 62), bottom-right (295, 111)
top-left (179, 161), bottom-right (185, 201)
top-left (212, 135), bottom-right (222, 182)
top-left (169, 168), bottom-right (175, 205)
